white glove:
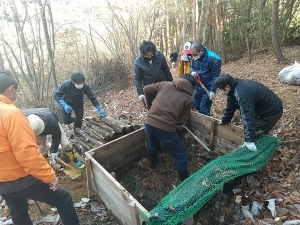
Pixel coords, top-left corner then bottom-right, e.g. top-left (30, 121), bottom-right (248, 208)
top-left (51, 152), bottom-right (59, 165)
top-left (191, 71), bottom-right (197, 78)
top-left (176, 123), bottom-right (185, 131)
top-left (138, 95), bottom-right (146, 102)
top-left (242, 142), bottom-right (257, 152)
top-left (209, 92), bottom-right (216, 100)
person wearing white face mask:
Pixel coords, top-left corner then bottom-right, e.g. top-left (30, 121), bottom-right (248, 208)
top-left (215, 74), bottom-right (283, 152)
top-left (190, 42), bottom-right (221, 116)
top-left (54, 72), bottom-right (107, 133)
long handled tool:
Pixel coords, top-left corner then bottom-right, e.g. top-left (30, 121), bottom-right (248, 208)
top-left (142, 98), bottom-right (148, 112)
top-left (184, 126), bottom-right (212, 154)
top-left (38, 144), bottom-right (81, 179)
top-left (195, 72), bottom-right (222, 112)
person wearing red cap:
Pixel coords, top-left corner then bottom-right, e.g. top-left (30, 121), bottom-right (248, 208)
top-left (178, 41), bottom-right (193, 77)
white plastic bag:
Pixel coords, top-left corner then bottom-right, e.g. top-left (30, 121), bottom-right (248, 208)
top-left (278, 61), bottom-right (300, 85)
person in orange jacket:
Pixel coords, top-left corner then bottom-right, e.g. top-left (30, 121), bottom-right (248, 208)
top-left (0, 70), bottom-right (85, 225)
top-left (178, 41), bottom-right (193, 77)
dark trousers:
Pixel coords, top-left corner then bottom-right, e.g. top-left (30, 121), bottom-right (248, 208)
top-left (144, 123), bottom-right (188, 171)
top-left (255, 109), bottom-right (283, 134)
top-left (2, 180), bottom-right (79, 225)
top-left (193, 87), bottom-right (212, 116)
top-left (61, 104), bottom-right (84, 129)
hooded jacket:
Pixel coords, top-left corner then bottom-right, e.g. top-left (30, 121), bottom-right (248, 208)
top-left (54, 80), bottom-right (99, 107)
top-left (134, 50), bottom-right (173, 96)
top-left (190, 47), bottom-right (221, 92)
top-left (144, 79), bottom-right (194, 132)
top-left (0, 95), bottom-right (55, 195)
top-left (221, 79), bottom-right (283, 142)
top-left (23, 108), bottom-right (61, 153)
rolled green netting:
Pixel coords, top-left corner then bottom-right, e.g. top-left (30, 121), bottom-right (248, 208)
top-left (141, 134), bottom-right (280, 225)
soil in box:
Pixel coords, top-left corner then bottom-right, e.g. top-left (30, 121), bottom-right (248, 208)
top-left (117, 133), bottom-right (218, 212)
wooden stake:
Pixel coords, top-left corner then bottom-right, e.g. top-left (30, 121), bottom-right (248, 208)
top-left (233, 195), bottom-right (242, 225)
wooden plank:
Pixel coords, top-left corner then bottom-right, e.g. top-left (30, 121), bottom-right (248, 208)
top-left (85, 156), bottom-right (93, 198)
top-left (189, 111), bottom-right (244, 146)
top-left (90, 128), bottom-right (145, 164)
top-left (209, 120), bottom-right (218, 149)
top-left (89, 157), bottom-right (148, 225)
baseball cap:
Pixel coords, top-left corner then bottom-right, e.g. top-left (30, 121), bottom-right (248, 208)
top-left (182, 41), bottom-right (193, 54)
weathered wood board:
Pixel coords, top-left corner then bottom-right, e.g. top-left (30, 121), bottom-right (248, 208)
top-left (85, 111), bottom-right (245, 225)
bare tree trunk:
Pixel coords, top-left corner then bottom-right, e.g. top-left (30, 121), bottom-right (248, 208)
top-left (215, 0), bottom-right (225, 63)
top-left (202, 0), bottom-right (211, 45)
top-left (198, 0), bottom-right (205, 41)
top-left (181, 0), bottom-right (186, 43)
top-left (0, 50), bottom-right (4, 70)
top-left (37, 0), bottom-right (58, 89)
top-left (271, 0), bottom-right (287, 63)
top-left (192, 0), bottom-right (197, 41)
top-left (259, 0), bottom-right (267, 50)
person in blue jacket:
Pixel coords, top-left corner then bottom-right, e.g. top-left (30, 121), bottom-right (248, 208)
top-left (134, 40), bottom-right (173, 109)
top-left (190, 42), bottom-right (221, 116)
top-left (54, 72), bottom-right (107, 132)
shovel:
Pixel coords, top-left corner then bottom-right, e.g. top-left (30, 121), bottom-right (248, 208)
top-left (37, 143), bottom-right (81, 179)
top-left (195, 72), bottom-right (222, 113)
top-left (55, 156), bottom-right (82, 179)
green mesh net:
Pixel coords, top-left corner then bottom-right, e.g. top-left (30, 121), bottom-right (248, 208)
top-left (141, 134), bottom-right (280, 225)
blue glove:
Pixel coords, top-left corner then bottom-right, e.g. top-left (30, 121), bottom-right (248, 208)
top-left (58, 100), bottom-right (72, 113)
top-left (95, 105), bottom-right (107, 118)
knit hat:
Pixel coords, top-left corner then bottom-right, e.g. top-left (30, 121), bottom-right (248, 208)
top-left (182, 41), bottom-right (193, 54)
top-left (27, 114), bottom-right (45, 136)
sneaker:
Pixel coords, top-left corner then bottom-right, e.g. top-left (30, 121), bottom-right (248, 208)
top-left (75, 161), bottom-right (86, 170)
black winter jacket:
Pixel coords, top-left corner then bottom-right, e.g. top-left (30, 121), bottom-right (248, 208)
top-left (221, 79), bottom-right (283, 142)
top-left (134, 50), bottom-right (173, 96)
top-left (23, 108), bottom-right (61, 153)
top-left (54, 80), bottom-right (99, 107)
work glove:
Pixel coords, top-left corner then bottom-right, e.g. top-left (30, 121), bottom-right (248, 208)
top-left (191, 71), bottom-right (197, 78)
top-left (242, 142), bottom-right (257, 152)
top-left (51, 152), bottom-right (59, 165)
top-left (209, 92), bottom-right (216, 100)
top-left (58, 100), bottom-right (72, 113)
top-left (176, 123), bottom-right (185, 131)
top-left (95, 105), bottom-right (107, 118)
top-left (139, 94), bottom-right (146, 102)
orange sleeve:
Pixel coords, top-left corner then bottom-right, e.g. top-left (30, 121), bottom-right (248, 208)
top-left (7, 109), bottom-right (55, 183)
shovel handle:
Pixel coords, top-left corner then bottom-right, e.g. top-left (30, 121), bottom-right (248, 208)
top-left (142, 98), bottom-right (148, 111)
top-left (184, 126), bottom-right (212, 154)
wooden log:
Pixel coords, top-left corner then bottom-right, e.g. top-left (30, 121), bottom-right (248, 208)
top-left (86, 120), bottom-right (115, 140)
top-left (92, 118), bottom-right (115, 133)
top-left (214, 188), bottom-right (223, 225)
top-left (75, 127), bottom-right (103, 147)
top-left (85, 121), bottom-right (112, 141)
top-left (119, 118), bottom-right (134, 133)
top-left (233, 195), bottom-right (242, 225)
top-left (218, 194), bottom-right (227, 225)
top-left (100, 115), bottom-right (126, 134)
top-left (76, 136), bottom-right (90, 152)
top-left (82, 125), bottom-right (104, 143)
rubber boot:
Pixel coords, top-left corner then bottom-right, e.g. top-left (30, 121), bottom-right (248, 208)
top-left (149, 151), bottom-right (159, 169)
top-left (177, 170), bottom-right (189, 182)
top-left (65, 149), bottom-right (86, 170)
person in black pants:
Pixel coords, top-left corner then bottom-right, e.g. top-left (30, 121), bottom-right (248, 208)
top-left (54, 72), bottom-right (107, 132)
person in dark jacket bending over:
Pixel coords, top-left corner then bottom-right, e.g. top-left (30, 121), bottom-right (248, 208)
top-left (134, 40), bottom-right (173, 109)
top-left (23, 108), bottom-right (85, 170)
top-left (190, 42), bottom-right (221, 116)
top-left (215, 74), bottom-right (283, 151)
top-left (143, 73), bottom-right (196, 182)
top-left (54, 72), bottom-right (107, 131)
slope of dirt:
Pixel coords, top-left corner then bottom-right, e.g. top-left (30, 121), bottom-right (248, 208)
top-left (10, 46), bottom-right (300, 225)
